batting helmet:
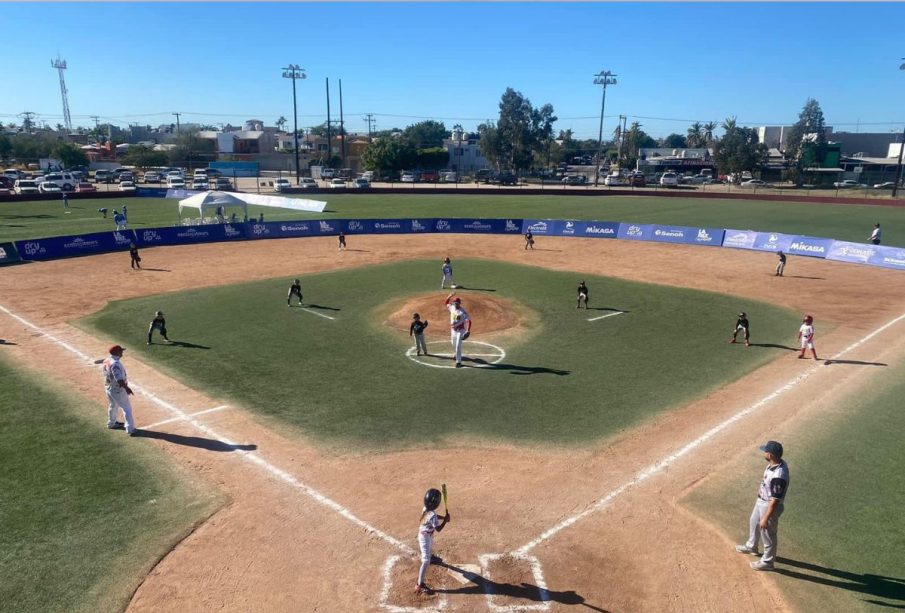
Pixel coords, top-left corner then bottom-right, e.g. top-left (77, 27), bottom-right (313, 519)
top-left (424, 488), bottom-right (442, 511)
top-left (294, 278), bottom-right (300, 284)
top-left (804, 315), bottom-right (813, 324)
top-left (453, 297), bottom-right (461, 304)
top-left (156, 310), bottom-right (163, 317)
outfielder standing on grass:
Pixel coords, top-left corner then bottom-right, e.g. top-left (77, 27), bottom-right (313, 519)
top-left (736, 440), bottom-right (789, 571)
top-left (287, 278), bottom-right (303, 306)
top-left (797, 315), bottom-right (818, 359)
top-left (445, 292), bottom-right (471, 368)
top-left (730, 312), bottom-right (750, 346)
top-left (147, 311), bottom-right (171, 344)
top-left (410, 313), bottom-right (429, 356)
top-left (416, 488), bottom-right (450, 594)
top-left (440, 257), bottom-right (454, 289)
top-left (577, 281), bottom-right (589, 309)
top-left (102, 345), bottom-right (137, 436)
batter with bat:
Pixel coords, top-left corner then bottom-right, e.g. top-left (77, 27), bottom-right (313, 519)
top-left (416, 486), bottom-right (450, 594)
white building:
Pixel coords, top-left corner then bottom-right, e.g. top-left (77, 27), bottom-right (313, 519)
top-left (443, 127), bottom-right (490, 173)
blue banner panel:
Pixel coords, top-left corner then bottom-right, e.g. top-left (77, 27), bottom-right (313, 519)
top-left (868, 245), bottom-right (905, 271)
top-left (649, 225), bottom-right (696, 244)
top-left (574, 221), bottom-right (620, 238)
top-left (521, 219), bottom-right (566, 235)
top-left (0, 242), bottom-right (22, 265)
top-left (786, 235), bottom-right (833, 258)
top-left (409, 218), bottom-right (435, 233)
top-left (135, 224), bottom-right (245, 247)
top-left (617, 223), bottom-right (655, 241)
top-left (135, 187), bottom-right (170, 198)
top-left (314, 219), bottom-right (342, 235)
top-left (752, 232), bottom-right (794, 253)
top-left (16, 230), bottom-right (136, 261)
top-left (246, 220), bottom-right (319, 240)
top-left (687, 227), bottom-right (725, 246)
top-left (722, 229), bottom-right (758, 250)
top-left (825, 240), bottom-right (877, 265)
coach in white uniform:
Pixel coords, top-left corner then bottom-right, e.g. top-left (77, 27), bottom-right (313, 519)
top-left (102, 345), bottom-right (137, 436)
top-left (445, 293), bottom-right (471, 368)
top-left (736, 440), bottom-right (789, 570)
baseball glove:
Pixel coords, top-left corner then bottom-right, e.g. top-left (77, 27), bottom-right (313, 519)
top-left (462, 331), bottom-right (470, 341)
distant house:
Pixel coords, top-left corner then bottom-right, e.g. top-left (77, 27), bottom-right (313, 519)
top-left (443, 127), bottom-right (490, 173)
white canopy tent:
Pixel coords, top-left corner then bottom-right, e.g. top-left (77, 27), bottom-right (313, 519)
top-left (178, 191), bottom-right (248, 220)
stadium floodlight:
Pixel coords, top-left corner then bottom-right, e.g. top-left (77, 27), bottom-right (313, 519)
top-left (593, 71), bottom-right (617, 187)
top-left (282, 65), bottom-right (307, 185)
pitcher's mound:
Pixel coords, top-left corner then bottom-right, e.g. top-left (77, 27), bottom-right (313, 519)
top-left (384, 292), bottom-right (530, 338)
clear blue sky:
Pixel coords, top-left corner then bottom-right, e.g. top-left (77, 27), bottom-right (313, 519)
top-left (4, 2), bottom-right (905, 139)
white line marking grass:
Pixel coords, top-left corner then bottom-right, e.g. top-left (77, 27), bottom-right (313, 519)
top-left (479, 553), bottom-right (550, 612)
top-left (379, 555), bottom-right (447, 612)
top-left (587, 311), bottom-right (625, 322)
top-left (406, 340), bottom-right (507, 369)
top-left (515, 310), bottom-right (905, 555)
top-left (0, 303), bottom-right (412, 555)
top-left (298, 307), bottom-right (335, 320)
top-left (143, 404), bottom-right (230, 429)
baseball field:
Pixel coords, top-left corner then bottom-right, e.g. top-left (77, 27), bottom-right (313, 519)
top-left (1, 192), bottom-right (904, 612)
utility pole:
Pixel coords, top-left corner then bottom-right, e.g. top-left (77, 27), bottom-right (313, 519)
top-left (18, 111), bottom-right (36, 134)
top-left (172, 112), bottom-right (181, 134)
top-left (282, 64), bottom-right (306, 184)
top-left (90, 115), bottom-right (101, 142)
top-left (593, 70), bottom-right (617, 186)
top-left (325, 78), bottom-right (332, 168)
top-left (51, 56), bottom-right (72, 132)
top-left (339, 79), bottom-right (346, 167)
top-left (364, 113), bottom-right (375, 142)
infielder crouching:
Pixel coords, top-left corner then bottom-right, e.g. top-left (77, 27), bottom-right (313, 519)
top-left (147, 311), bottom-right (171, 344)
top-left (445, 293), bottom-right (471, 368)
top-left (103, 345), bottom-right (137, 436)
top-left (417, 488), bottom-right (450, 594)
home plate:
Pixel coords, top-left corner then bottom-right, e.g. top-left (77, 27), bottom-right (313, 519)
top-left (449, 563), bottom-right (481, 585)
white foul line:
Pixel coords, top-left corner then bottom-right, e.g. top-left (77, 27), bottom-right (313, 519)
top-left (587, 311), bottom-right (625, 322)
top-left (515, 310), bottom-right (905, 554)
top-left (299, 307), bottom-right (335, 320)
top-left (379, 555), bottom-right (447, 612)
top-left (143, 404), bottom-right (230, 429)
top-left (0, 303), bottom-right (413, 556)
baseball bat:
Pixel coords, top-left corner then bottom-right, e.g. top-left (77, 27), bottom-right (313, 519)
top-left (441, 483), bottom-right (449, 513)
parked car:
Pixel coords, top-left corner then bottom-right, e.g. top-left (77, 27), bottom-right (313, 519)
top-left (659, 172), bottom-right (679, 187)
top-left (329, 177), bottom-right (347, 188)
top-left (166, 177), bottom-right (186, 189)
top-left (75, 182), bottom-right (97, 193)
top-left (214, 177), bottom-right (233, 190)
top-left (41, 172), bottom-right (79, 191)
top-left (833, 179), bottom-right (865, 189)
top-left (629, 173), bottom-right (646, 187)
top-left (320, 168), bottom-right (335, 179)
top-left (274, 178), bottom-right (291, 192)
top-left (204, 168), bottom-right (222, 178)
top-left (0, 176), bottom-right (14, 190)
top-left (400, 171), bottom-right (417, 183)
top-left (492, 172), bottom-right (518, 185)
top-left (475, 169), bottom-right (494, 183)
top-left (350, 178), bottom-right (371, 189)
top-left (604, 174), bottom-right (626, 186)
top-left (191, 179), bottom-right (209, 190)
top-left (193, 169), bottom-right (208, 179)
top-left (740, 179), bottom-right (767, 188)
top-left (360, 171), bottom-right (375, 182)
top-left (94, 169), bottom-right (114, 183)
top-left (298, 178), bottom-right (318, 190)
top-left (420, 170), bottom-right (439, 183)
top-left (440, 171), bottom-right (458, 183)
top-left (3, 169), bottom-right (25, 181)
top-left (14, 179), bottom-right (40, 195)
top-left (143, 172), bottom-right (161, 184)
top-left (119, 172), bottom-right (135, 184)
top-left (119, 181), bottom-right (136, 192)
top-left (38, 181), bottom-right (63, 193)
top-left (562, 174), bottom-right (588, 185)
top-left (872, 182), bottom-right (897, 189)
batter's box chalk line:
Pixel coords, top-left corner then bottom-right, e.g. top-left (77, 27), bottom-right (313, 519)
top-left (380, 554), bottom-right (448, 612)
top-left (406, 340), bottom-right (506, 369)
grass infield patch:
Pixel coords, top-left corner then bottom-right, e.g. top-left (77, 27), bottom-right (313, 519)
top-left (685, 358), bottom-right (905, 612)
top-left (81, 259), bottom-right (800, 449)
top-left (0, 357), bottom-right (222, 613)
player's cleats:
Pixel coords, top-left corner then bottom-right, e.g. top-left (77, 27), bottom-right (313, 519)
top-left (750, 560), bottom-right (774, 571)
top-left (735, 545), bottom-right (759, 556)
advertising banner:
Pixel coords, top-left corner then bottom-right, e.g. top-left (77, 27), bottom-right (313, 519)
top-left (686, 227), bottom-right (725, 246)
top-left (649, 225), bottom-right (695, 244)
top-left (786, 235), bottom-right (833, 258)
top-left (521, 219), bottom-right (565, 236)
top-left (868, 245), bottom-right (905, 271)
top-left (0, 242), bottom-right (22, 266)
top-left (575, 221), bottom-right (620, 238)
top-left (752, 232), bottom-right (794, 253)
top-left (16, 230), bottom-right (135, 261)
top-left (135, 187), bottom-right (170, 198)
top-left (826, 240), bottom-right (877, 265)
top-left (135, 224), bottom-right (245, 247)
top-left (314, 219), bottom-right (341, 235)
top-left (617, 223), bottom-right (655, 241)
top-left (721, 229), bottom-right (758, 250)
top-left (246, 220), bottom-right (319, 240)
top-left (409, 218), bottom-right (435, 233)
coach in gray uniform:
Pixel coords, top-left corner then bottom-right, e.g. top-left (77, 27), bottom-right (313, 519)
top-left (735, 440), bottom-right (789, 571)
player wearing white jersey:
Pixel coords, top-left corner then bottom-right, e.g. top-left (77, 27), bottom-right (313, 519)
top-left (102, 345), bottom-right (137, 435)
top-left (416, 488), bottom-right (450, 594)
top-left (797, 315), bottom-right (818, 359)
top-left (445, 292), bottom-right (471, 368)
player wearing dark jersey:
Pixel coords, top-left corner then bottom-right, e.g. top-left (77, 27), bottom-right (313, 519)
top-left (129, 242), bottom-right (142, 270)
top-left (577, 281), bottom-right (589, 309)
top-left (147, 311), bottom-right (170, 344)
top-left (410, 313), bottom-right (429, 356)
top-left (287, 279), bottom-right (303, 306)
top-left (730, 312), bottom-right (750, 346)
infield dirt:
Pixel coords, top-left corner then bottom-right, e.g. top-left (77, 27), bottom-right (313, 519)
top-left (2, 234), bottom-right (904, 612)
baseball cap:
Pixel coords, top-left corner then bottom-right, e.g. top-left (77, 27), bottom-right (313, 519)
top-left (759, 440), bottom-right (783, 458)
top-left (108, 345), bottom-right (125, 354)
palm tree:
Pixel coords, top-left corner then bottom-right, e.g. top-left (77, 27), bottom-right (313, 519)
top-left (703, 121), bottom-right (717, 145)
top-left (721, 116), bottom-right (738, 133)
top-left (276, 116), bottom-right (287, 132)
top-left (687, 122), bottom-right (704, 148)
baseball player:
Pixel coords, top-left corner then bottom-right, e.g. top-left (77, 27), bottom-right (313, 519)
top-left (730, 312), bottom-right (751, 346)
top-left (122, 204), bottom-right (128, 222)
top-left (410, 313), bottom-right (429, 356)
top-left (416, 488), bottom-right (450, 594)
top-left (445, 292), bottom-right (471, 368)
top-left (338, 231), bottom-right (347, 251)
top-left (147, 311), bottom-right (171, 344)
top-left (112, 209), bottom-right (127, 231)
top-left (287, 279), bottom-right (303, 306)
top-left (775, 251), bottom-right (786, 277)
top-left (735, 440), bottom-right (789, 571)
top-left (525, 231), bottom-right (534, 250)
top-left (62, 192), bottom-right (70, 213)
top-left (102, 345), bottom-right (137, 436)
top-left (129, 241), bottom-right (142, 270)
top-left (577, 281), bottom-right (589, 309)
top-left (440, 257), bottom-right (454, 289)
top-left (797, 315), bottom-right (818, 359)
top-left (868, 223), bottom-right (882, 245)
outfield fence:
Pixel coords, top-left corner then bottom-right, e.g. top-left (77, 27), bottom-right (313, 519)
top-left (8, 216), bottom-right (905, 273)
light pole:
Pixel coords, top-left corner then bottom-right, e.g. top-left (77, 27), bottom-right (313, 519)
top-left (593, 70), bottom-right (617, 186)
top-left (282, 64), bottom-right (306, 185)
top-left (894, 60), bottom-right (905, 199)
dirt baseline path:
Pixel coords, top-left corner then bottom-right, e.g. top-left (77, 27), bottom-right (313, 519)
top-left (3, 235), bottom-right (905, 613)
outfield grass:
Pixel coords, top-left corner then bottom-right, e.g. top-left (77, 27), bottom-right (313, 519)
top-left (684, 359), bottom-right (905, 612)
top-left (2, 193), bottom-right (904, 246)
top-left (0, 356), bottom-right (223, 613)
top-left (80, 259), bottom-right (801, 449)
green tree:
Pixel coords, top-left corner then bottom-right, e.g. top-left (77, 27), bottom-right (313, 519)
top-left (10, 133), bottom-right (58, 163)
top-left (713, 118), bottom-right (767, 181)
top-left (478, 88), bottom-right (557, 171)
top-left (782, 98), bottom-right (827, 184)
top-left (167, 130), bottom-right (216, 166)
top-left (661, 134), bottom-right (688, 148)
top-left (361, 136), bottom-right (417, 172)
top-left (415, 147), bottom-right (449, 169)
top-left (0, 134), bottom-right (11, 162)
top-left (120, 145), bottom-right (168, 168)
top-left (276, 116), bottom-right (287, 131)
top-left (686, 122), bottom-right (704, 148)
top-left (620, 122), bottom-right (657, 170)
top-left (51, 142), bottom-right (89, 168)
top-left (402, 120), bottom-right (448, 149)
top-left (703, 121), bottom-right (718, 146)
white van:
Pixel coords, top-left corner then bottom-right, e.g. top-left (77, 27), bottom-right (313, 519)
top-left (40, 172), bottom-right (79, 191)
top-left (659, 172), bottom-right (679, 187)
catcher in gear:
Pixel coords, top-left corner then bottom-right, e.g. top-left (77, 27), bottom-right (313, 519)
top-left (147, 311), bottom-right (171, 344)
top-left (417, 488), bottom-right (450, 594)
